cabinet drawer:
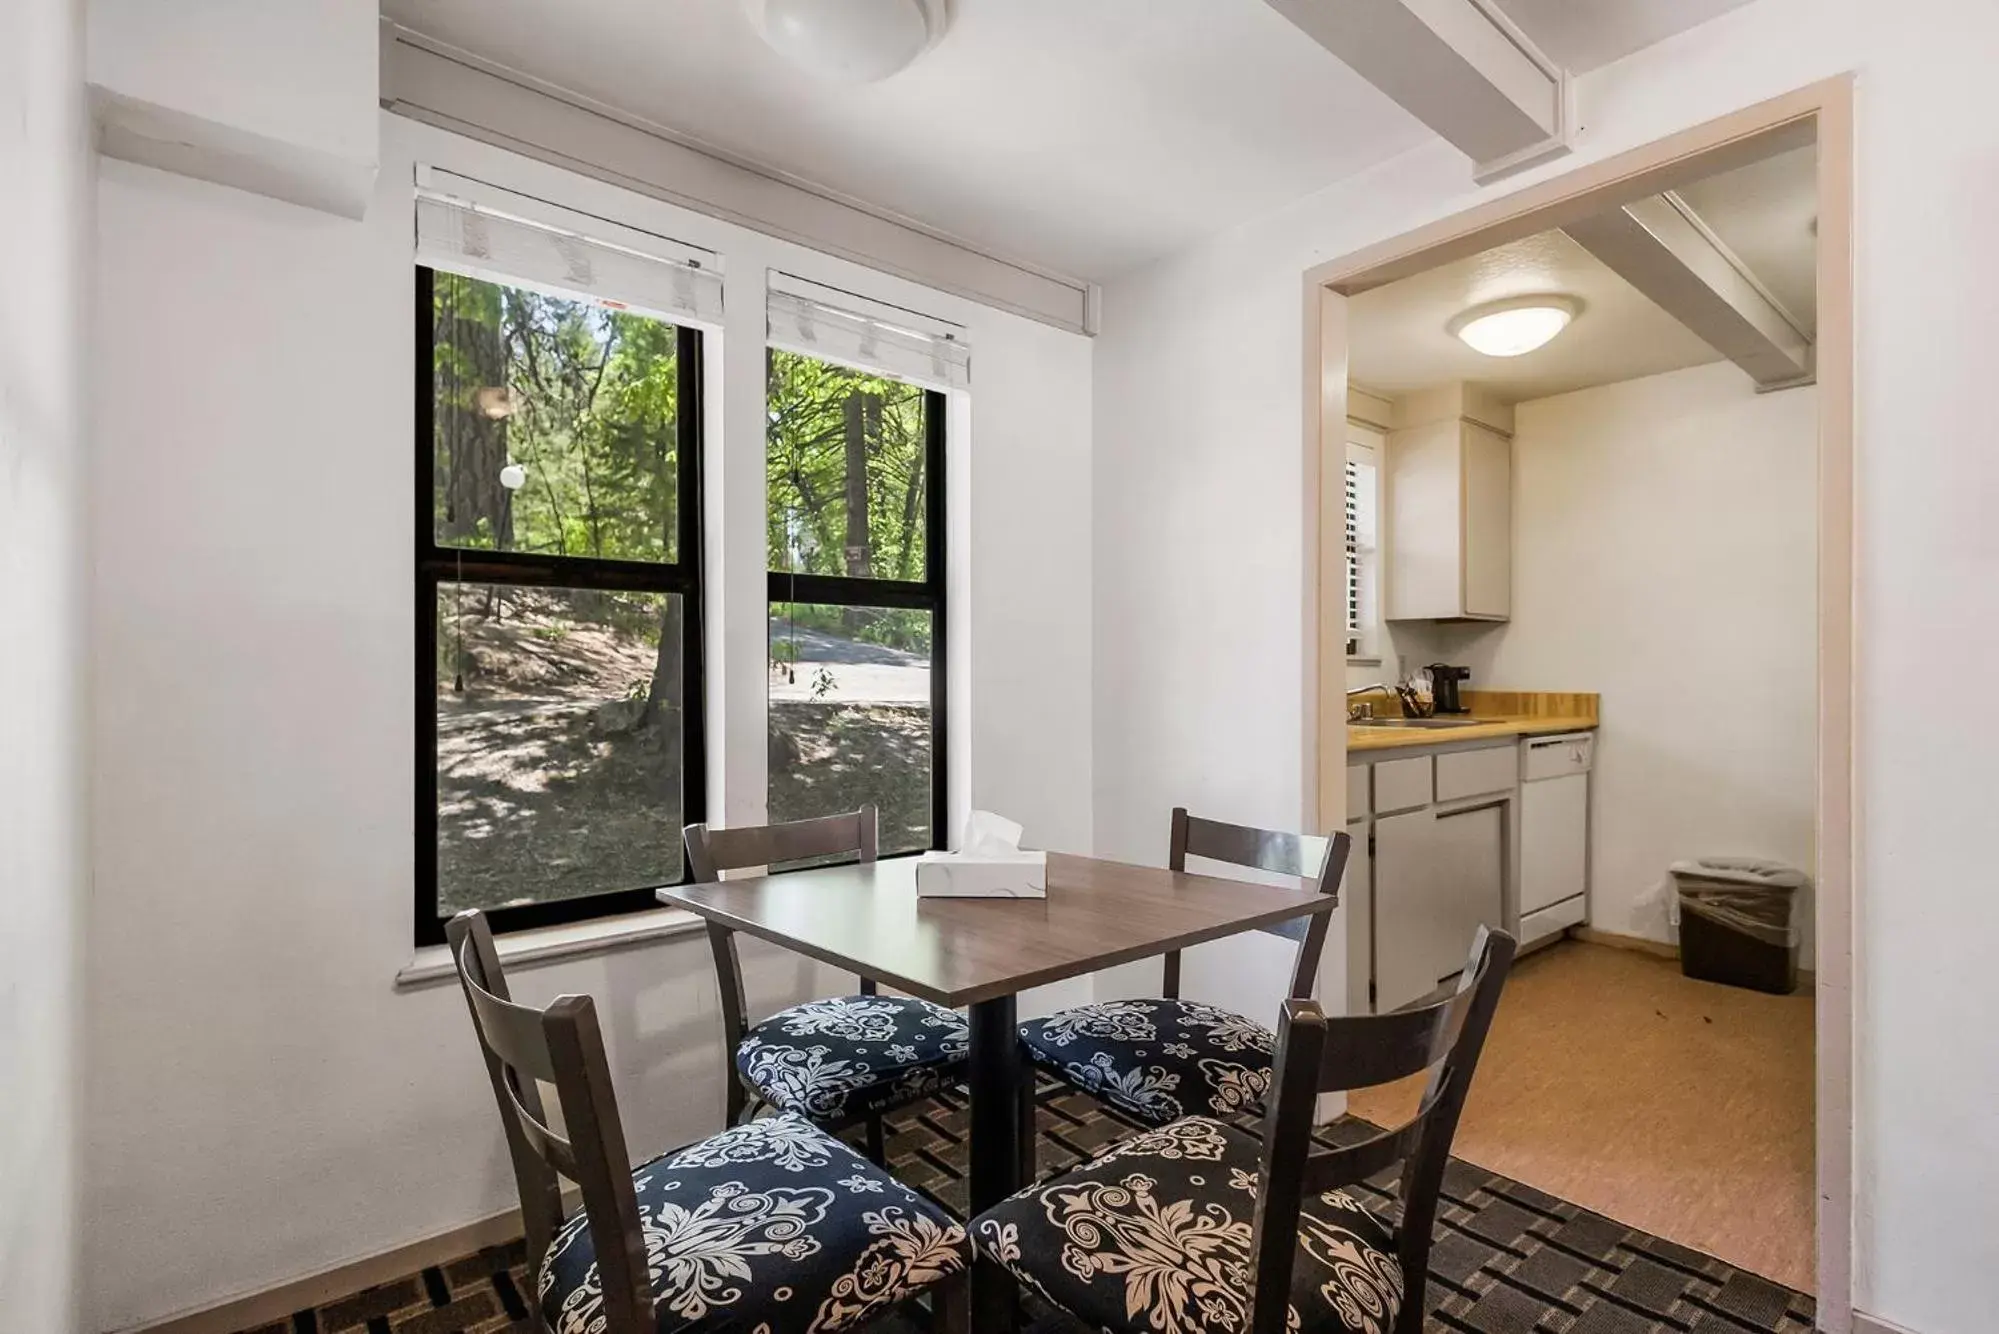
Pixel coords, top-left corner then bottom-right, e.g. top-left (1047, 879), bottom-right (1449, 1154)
top-left (1436, 745), bottom-right (1517, 801)
top-left (1522, 731), bottom-right (1595, 780)
top-left (1372, 756), bottom-right (1432, 815)
top-left (1346, 766), bottom-right (1369, 821)
top-left (1520, 893), bottom-right (1586, 946)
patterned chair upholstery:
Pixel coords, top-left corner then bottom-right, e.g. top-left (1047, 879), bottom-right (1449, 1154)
top-left (971, 1117), bottom-right (1403, 1334)
top-left (541, 1115), bottom-right (970, 1334)
top-left (1016, 998), bottom-right (1275, 1126)
top-left (1018, 812), bottom-right (1348, 1140)
top-left (739, 994), bottom-right (971, 1122)
top-left (686, 809), bottom-right (971, 1153)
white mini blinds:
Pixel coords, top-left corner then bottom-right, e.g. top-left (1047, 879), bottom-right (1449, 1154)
top-left (415, 170), bottom-right (723, 325)
top-left (767, 274), bottom-right (970, 391)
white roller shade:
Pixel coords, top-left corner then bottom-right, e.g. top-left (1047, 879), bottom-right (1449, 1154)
top-left (415, 169), bottom-right (723, 325)
top-left (767, 273), bottom-right (970, 390)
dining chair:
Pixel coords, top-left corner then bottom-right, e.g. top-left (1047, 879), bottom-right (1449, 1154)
top-left (446, 909), bottom-right (971, 1334)
top-left (974, 928), bottom-right (1516, 1334)
top-left (685, 806), bottom-right (969, 1164)
top-left (1016, 808), bottom-right (1351, 1154)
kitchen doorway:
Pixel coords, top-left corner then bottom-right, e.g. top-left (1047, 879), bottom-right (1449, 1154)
top-left (1302, 77), bottom-right (1854, 1329)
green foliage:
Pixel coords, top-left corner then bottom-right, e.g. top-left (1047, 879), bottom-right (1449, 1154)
top-left (433, 274), bottom-right (681, 563)
top-left (765, 348), bottom-right (931, 653)
top-left (766, 348), bottom-right (928, 583)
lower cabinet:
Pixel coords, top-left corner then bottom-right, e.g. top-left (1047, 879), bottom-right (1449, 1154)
top-left (1372, 800), bottom-right (1507, 1012)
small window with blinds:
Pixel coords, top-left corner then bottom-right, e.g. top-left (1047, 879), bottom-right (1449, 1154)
top-left (1346, 435), bottom-right (1382, 660)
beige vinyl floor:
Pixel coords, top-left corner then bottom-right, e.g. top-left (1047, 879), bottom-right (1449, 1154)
top-left (1349, 938), bottom-right (1816, 1292)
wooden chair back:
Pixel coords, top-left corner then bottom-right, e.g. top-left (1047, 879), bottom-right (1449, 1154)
top-left (683, 806), bottom-right (882, 1061)
top-left (1163, 807), bottom-right (1351, 1001)
top-left (1244, 927), bottom-right (1517, 1334)
top-left (446, 911), bottom-right (652, 1333)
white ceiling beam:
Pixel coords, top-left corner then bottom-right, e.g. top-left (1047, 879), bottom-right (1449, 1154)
top-left (1262, 0), bottom-right (1571, 181)
top-left (1565, 193), bottom-right (1813, 388)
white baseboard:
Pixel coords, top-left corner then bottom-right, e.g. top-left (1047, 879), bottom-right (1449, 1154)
top-left (1852, 1312), bottom-right (1922, 1334)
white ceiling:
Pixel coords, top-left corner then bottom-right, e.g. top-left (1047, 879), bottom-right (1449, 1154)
top-left (1348, 140), bottom-right (1818, 404)
top-left (382, 0), bottom-right (1765, 283)
top-left (1491, 0), bottom-right (1763, 73)
top-left (383, 0), bottom-right (1435, 280)
top-left (1348, 231), bottom-right (1723, 404)
top-left (1676, 145), bottom-right (1819, 332)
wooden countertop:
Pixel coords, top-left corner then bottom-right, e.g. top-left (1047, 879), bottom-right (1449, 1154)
top-left (1347, 714), bottom-right (1598, 753)
top-left (1344, 689), bottom-right (1599, 754)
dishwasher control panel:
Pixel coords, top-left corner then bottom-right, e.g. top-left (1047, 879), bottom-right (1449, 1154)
top-left (1521, 731), bottom-right (1595, 781)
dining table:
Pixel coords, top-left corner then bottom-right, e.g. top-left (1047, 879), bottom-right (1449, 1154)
top-left (659, 850), bottom-right (1337, 1334)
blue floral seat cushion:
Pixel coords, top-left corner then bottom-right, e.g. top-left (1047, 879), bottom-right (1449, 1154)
top-left (1018, 999), bottom-right (1276, 1126)
top-left (539, 1114), bottom-right (970, 1334)
top-left (971, 1117), bottom-right (1403, 1334)
top-left (739, 995), bottom-right (970, 1122)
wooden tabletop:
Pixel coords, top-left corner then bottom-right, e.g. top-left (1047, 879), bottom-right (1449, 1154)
top-left (659, 852), bottom-right (1335, 1007)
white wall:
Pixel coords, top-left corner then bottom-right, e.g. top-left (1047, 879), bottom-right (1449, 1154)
top-left (1091, 2), bottom-right (1999, 1328)
top-left (87, 0), bottom-right (377, 163)
top-left (0, 1), bottom-right (88, 1331)
top-left (1425, 363), bottom-right (1819, 956)
top-left (82, 113), bottom-right (1091, 1330)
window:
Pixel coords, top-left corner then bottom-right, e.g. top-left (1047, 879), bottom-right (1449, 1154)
top-left (415, 262), bottom-right (705, 945)
top-left (1346, 431), bottom-right (1382, 661)
top-left (766, 348), bottom-right (946, 856)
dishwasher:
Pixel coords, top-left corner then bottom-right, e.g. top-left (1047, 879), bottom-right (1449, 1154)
top-left (1518, 731), bottom-right (1593, 947)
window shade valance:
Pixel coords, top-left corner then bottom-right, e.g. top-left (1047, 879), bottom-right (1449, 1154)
top-left (415, 174), bottom-right (723, 325)
top-left (767, 274), bottom-right (970, 391)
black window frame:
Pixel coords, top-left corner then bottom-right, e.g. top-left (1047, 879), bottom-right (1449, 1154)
top-left (414, 264), bottom-right (708, 947)
top-left (766, 364), bottom-right (948, 852)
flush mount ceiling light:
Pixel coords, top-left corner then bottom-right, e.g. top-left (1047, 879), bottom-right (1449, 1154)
top-left (743, 0), bottom-right (948, 83)
top-left (1448, 295), bottom-right (1582, 358)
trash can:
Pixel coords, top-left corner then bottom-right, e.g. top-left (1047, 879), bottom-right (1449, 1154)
top-left (1669, 858), bottom-right (1810, 995)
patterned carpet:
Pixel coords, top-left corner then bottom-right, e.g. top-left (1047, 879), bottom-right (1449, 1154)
top-left (235, 1086), bottom-right (1815, 1334)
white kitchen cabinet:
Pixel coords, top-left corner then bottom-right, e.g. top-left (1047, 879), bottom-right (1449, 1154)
top-left (1371, 809), bottom-right (1442, 1013)
top-left (1343, 820), bottom-right (1372, 1018)
top-left (1371, 800), bottom-right (1506, 1011)
top-left (1429, 800), bottom-right (1507, 981)
top-left (1384, 417), bottom-right (1512, 621)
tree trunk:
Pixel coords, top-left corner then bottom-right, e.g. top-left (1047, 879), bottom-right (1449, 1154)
top-left (435, 279), bottom-right (514, 548)
top-left (843, 392), bottom-right (879, 634)
top-left (843, 392), bottom-right (878, 578)
top-left (895, 441), bottom-right (925, 581)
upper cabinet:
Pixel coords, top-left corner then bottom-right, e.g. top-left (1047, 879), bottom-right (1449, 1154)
top-left (1384, 385), bottom-right (1513, 622)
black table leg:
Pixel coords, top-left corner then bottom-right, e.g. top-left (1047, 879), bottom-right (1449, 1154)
top-left (966, 993), bottom-right (1021, 1334)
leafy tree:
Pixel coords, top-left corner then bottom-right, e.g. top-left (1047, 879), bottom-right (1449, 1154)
top-left (765, 348), bottom-right (930, 652)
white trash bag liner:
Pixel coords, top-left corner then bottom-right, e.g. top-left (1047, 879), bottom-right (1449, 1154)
top-left (1668, 858), bottom-right (1810, 948)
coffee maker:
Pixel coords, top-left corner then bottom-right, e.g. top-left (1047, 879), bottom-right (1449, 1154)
top-left (1427, 663), bottom-right (1471, 715)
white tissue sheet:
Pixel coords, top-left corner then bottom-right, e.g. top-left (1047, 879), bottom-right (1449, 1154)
top-left (915, 810), bottom-right (1047, 898)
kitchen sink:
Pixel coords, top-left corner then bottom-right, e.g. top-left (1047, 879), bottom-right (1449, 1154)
top-left (1349, 716), bottom-right (1487, 729)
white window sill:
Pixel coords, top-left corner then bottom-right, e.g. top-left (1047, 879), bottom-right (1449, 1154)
top-left (396, 906), bottom-right (705, 990)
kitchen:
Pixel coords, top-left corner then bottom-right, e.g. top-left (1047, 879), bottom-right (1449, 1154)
top-left (1328, 141), bottom-right (1822, 1293)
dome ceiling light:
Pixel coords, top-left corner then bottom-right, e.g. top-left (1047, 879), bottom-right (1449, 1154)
top-left (743, 0), bottom-right (949, 84)
top-left (1448, 295), bottom-right (1582, 358)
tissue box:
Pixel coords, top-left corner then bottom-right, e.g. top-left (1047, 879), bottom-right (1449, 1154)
top-left (915, 850), bottom-right (1048, 899)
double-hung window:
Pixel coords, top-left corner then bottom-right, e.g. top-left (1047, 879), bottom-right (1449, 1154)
top-left (765, 278), bottom-right (960, 855)
top-left (414, 183), bottom-right (719, 945)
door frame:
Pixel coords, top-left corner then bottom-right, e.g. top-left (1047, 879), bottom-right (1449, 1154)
top-left (1300, 76), bottom-right (1856, 1329)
